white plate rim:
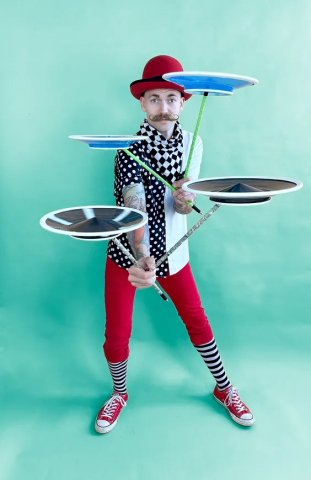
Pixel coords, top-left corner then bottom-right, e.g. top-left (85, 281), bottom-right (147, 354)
top-left (163, 71), bottom-right (259, 85)
top-left (69, 135), bottom-right (148, 142)
top-left (184, 88), bottom-right (233, 95)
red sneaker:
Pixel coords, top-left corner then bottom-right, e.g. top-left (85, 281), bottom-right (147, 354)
top-left (95, 392), bottom-right (128, 434)
top-left (213, 385), bottom-right (255, 427)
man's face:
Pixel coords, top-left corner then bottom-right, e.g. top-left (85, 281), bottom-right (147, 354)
top-left (140, 89), bottom-right (185, 134)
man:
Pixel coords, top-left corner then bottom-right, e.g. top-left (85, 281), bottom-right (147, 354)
top-left (95, 55), bottom-right (254, 434)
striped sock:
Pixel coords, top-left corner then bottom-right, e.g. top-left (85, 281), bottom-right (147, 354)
top-left (194, 338), bottom-right (231, 391)
top-left (107, 359), bottom-right (128, 395)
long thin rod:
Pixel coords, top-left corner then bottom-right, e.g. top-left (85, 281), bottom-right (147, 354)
top-left (184, 92), bottom-right (208, 179)
top-left (112, 238), bottom-right (169, 302)
top-left (123, 149), bottom-right (203, 215)
top-left (155, 203), bottom-right (220, 268)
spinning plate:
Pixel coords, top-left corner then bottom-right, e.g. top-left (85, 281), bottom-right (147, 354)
top-left (68, 135), bottom-right (148, 149)
top-left (162, 72), bottom-right (258, 96)
top-left (40, 206), bottom-right (148, 238)
top-left (183, 177), bottom-right (303, 206)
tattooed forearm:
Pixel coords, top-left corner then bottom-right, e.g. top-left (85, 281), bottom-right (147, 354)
top-left (122, 183), bottom-right (150, 260)
top-left (127, 224), bottom-right (150, 260)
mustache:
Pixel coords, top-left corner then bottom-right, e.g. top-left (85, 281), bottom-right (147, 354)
top-left (149, 113), bottom-right (179, 122)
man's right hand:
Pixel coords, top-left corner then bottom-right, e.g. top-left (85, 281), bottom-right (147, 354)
top-left (128, 257), bottom-right (156, 289)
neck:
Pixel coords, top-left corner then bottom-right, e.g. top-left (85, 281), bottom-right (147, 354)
top-left (160, 125), bottom-right (174, 140)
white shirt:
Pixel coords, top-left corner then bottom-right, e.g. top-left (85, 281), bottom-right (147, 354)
top-left (164, 130), bottom-right (203, 275)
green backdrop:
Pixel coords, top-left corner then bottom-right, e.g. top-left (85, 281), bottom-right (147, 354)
top-left (1, 0), bottom-right (310, 478)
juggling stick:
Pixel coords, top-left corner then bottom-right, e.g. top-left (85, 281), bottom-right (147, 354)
top-left (184, 92), bottom-right (208, 179)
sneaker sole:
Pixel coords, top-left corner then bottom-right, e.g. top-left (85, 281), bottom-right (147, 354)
top-left (95, 418), bottom-right (118, 434)
top-left (213, 394), bottom-right (255, 427)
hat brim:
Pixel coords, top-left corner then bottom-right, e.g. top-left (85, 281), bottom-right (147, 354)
top-left (130, 79), bottom-right (192, 101)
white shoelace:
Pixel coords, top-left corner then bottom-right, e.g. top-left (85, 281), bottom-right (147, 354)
top-left (100, 394), bottom-right (127, 420)
top-left (224, 387), bottom-right (246, 413)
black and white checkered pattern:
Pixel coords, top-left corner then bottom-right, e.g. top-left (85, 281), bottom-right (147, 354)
top-left (139, 119), bottom-right (184, 184)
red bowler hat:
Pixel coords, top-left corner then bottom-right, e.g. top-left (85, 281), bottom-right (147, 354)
top-left (130, 55), bottom-right (192, 101)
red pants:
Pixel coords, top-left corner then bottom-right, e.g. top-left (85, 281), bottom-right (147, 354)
top-left (103, 256), bottom-right (214, 363)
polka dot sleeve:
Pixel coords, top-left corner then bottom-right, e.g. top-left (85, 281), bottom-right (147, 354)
top-left (114, 148), bottom-right (144, 198)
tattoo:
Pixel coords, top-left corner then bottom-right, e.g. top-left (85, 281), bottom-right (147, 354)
top-left (127, 225), bottom-right (150, 260)
top-left (123, 184), bottom-right (145, 199)
top-left (122, 183), bottom-right (150, 259)
top-left (125, 195), bottom-right (139, 209)
top-left (140, 197), bottom-right (146, 210)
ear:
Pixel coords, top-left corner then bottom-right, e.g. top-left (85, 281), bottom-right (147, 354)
top-left (179, 96), bottom-right (185, 112)
top-left (140, 96), bottom-right (146, 112)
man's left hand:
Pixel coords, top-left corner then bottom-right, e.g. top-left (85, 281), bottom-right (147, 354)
top-left (172, 176), bottom-right (195, 213)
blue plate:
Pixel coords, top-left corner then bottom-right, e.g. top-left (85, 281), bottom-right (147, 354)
top-left (163, 72), bottom-right (258, 96)
top-left (69, 135), bottom-right (148, 149)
